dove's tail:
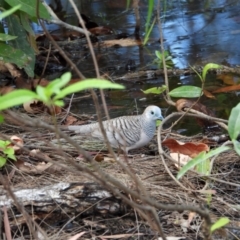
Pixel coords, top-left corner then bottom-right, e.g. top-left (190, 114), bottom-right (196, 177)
top-left (68, 122), bottom-right (99, 134)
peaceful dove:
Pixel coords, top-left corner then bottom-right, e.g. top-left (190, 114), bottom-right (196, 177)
top-left (68, 105), bottom-right (163, 153)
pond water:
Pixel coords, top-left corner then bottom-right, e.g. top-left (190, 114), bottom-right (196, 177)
top-left (36, 0), bottom-right (240, 134)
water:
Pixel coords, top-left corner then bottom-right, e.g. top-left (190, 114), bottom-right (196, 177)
top-left (37, 0), bottom-right (240, 133)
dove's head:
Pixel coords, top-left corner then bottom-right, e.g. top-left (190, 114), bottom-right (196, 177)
top-left (143, 105), bottom-right (164, 121)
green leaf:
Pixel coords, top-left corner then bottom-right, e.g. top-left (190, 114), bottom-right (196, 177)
top-left (36, 85), bottom-right (49, 103)
top-left (210, 217), bottom-right (229, 233)
top-left (0, 115), bottom-right (4, 123)
top-left (0, 33), bottom-right (17, 41)
top-left (202, 63), bottom-right (220, 82)
top-left (0, 89), bottom-right (38, 111)
top-left (228, 103), bottom-right (240, 140)
top-left (232, 139), bottom-right (240, 156)
top-left (5, 0), bottom-right (50, 20)
top-left (7, 14), bottom-right (35, 77)
top-left (19, 11), bottom-right (34, 35)
top-left (0, 43), bottom-right (33, 72)
top-left (195, 158), bottom-right (210, 175)
top-left (169, 86), bottom-right (202, 98)
top-left (0, 156), bottom-right (7, 167)
top-left (145, 0), bottom-right (154, 33)
top-left (0, 140), bottom-right (10, 148)
top-left (0, 4), bottom-right (21, 20)
top-left (142, 86), bottom-right (166, 94)
top-left (46, 72), bottom-right (71, 94)
top-left (143, 17), bottom-right (156, 45)
top-left (155, 50), bottom-right (162, 60)
top-left (55, 79), bottom-right (125, 100)
top-left (177, 146), bottom-right (231, 179)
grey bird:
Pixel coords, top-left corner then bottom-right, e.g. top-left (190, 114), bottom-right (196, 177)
top-left (68, 105), bottom-right (163, 153)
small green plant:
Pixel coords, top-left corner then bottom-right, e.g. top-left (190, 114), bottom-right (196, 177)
top-left (0, 140), bottom-right (16, 167)
top-left (169, 63), bottom-right (220, 98)
top-left (0, 72), bottom-right (124, 112)
top-left (154, 50), bottom-right (174, 69)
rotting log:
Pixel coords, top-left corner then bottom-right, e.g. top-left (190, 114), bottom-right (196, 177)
top-left (0, 182), bottom-right (130, 219)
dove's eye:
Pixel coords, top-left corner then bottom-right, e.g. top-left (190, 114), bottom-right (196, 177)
top-left (151, 111), bottom-right (154, 115)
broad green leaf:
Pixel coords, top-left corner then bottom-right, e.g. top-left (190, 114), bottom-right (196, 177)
top-left (177, 146), bottom-right (231, 179)
top-left (46, 72), bottom-right (72, 93)
top-left (0, 89), bottom-right (38, 111)
top-left (228, 103), bottom-right (240, 140)
top-left (202, 63), bottom-right (220, 82)
top-left (36, 85), bottom-right (49, 103)
top-left (211, 217), bottom-right (229, 233)
top-left (142, 86), bottom-right (166, 94)
top-left (19, 11), bottom-right (34, 35)
top-left (55, 79), bottom-right (124, 100)
top-left (0, 156), bottom-right (7, 167)
top-left (0, 4), bottom-right (21, 20)
top-left (7, 14), bottom-right (35, 76)
top-left (0, 115), bottom-right (4, 123)
top-left (232, 139), bottom-right (240, 156)
top-left (5, 0), bottom-right (50, 20)
top-left (53, 100), bottom-right (65, 107)
top-left (0, 33), bottom-right (17, 41)
top-left (0, 43), bottom-right (33, 71)
top-left (0, 140), bottom-right (10, 148)
top-left (195, 158), bottom-right (210, 175)
top-left (155, 50), bottom-right (162, 60)
top-left (169, 86), bottom-right (202, 98)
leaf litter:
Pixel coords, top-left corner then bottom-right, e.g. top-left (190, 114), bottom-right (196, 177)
top-left (0, 111), bottom-right (240, 239)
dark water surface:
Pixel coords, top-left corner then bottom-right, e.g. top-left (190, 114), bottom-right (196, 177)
top-left (39, 0), bottom-right (240, 134)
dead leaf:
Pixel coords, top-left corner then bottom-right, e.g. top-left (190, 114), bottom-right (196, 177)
top-left (213, 84), bottom-right (240, 93)
top-left (89, 26), bottom-right (113, 35)
top-left (101, 38), bottom-right (142, 47)
top-left (170, 152), bottom-right (192, 168)
top-left (94, 153), bottom-right (104, 162)
top-left (162, 138), bottom-right (209, 158)
top-left (47, 105), bottom-right (62, 115)
top-left (203, 89), bottom-right (216, 99)
top-left (9, 135), bottom-right (23, 152)
top-left (0, 61), bottom-right (21, 78)
top-left (64, 115), bottom-right (78, 125)
top-left (23, 99), bottom-right (44, 113)
top-left (217, 74), bottom-right (235, 85)
top-left (0, 86), bottom-right (14, 95)
top-left (175, 99), bottom-right (216, 127)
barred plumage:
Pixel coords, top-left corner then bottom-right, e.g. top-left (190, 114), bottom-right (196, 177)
top-left (68, 105), bottom-right (163, 153)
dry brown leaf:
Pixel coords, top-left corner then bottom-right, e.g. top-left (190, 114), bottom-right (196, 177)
top-left (175, 99), bottom-right (216, 127)
top-left (0, 61), bottom-right (21, 78)
top-left (64, 115), bottom-right (78, 125)
top-left (23, 99), bottom-right (44, 113)
top-left (101, 38), bottom-right (142, 47)
top-left (213, 84), bottom-right (240, 93)
top-left (47, 105), bottom-right (62, 115)
top-left (94, 153), bottom-right (104, 162)
top-left (9, 135), bottom-right (23, 152)
top-left (217, 73), bottom-right (235, 85)
top-left (0, 86), bottom-right (14, 95)
top-left (203, 89), bottom-right (216, 99)
top-left (170, 153), bottom-right (192, 168)
top-left (89, 26), bottom-right (113, 35)
top-left (162, 138), bottom-right (209, 158)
